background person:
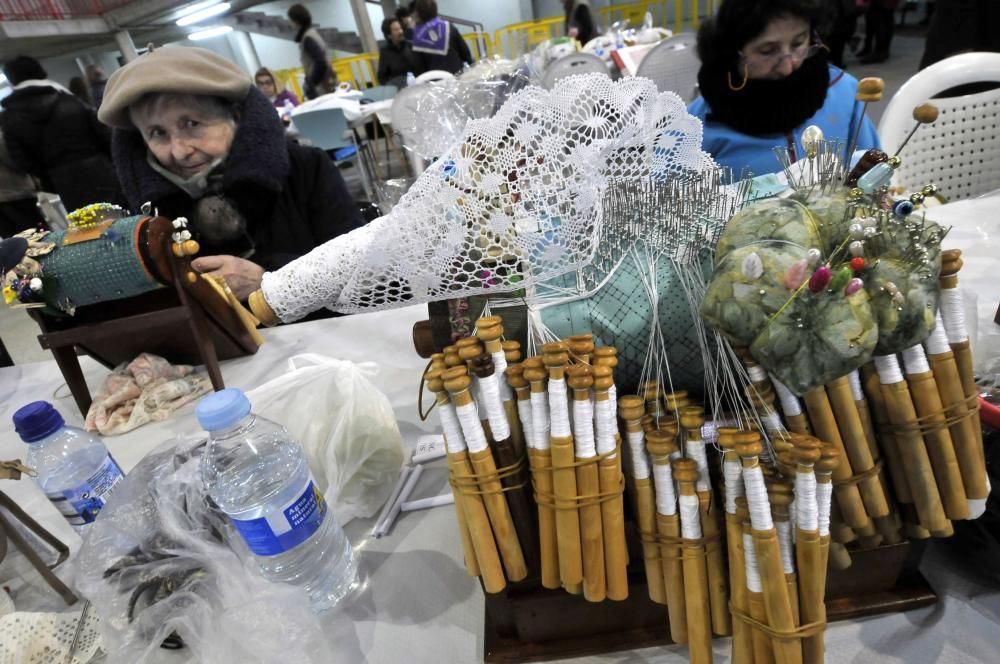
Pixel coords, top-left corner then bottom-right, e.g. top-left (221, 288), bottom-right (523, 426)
top-left (687, 0), bottom-right (880, 176)
top-left (99, 47), bottom-right (364, 302)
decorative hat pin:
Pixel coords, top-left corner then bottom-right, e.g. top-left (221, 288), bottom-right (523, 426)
top-left (845, 77), bottom-right (884, 166)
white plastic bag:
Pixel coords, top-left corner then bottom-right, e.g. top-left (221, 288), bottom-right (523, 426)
top-left (246, 353), bottom-right (405, 524)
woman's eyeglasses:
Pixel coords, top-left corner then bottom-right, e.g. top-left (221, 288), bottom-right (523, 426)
top-left (740, 42), bottom-right (825, 67)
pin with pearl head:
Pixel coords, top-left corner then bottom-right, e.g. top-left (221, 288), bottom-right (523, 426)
top-left (845, 77), bottom-right (884, 168)
top-left (801, 125), bottom-right (823, 186)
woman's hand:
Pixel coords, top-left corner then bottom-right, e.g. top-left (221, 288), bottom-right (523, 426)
top-left (191, 255), bottom-right (265, 301)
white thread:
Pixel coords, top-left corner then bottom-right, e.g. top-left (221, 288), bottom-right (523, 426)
top-left (743, 532), bottom-right (762, 593)
top-left (594, 398), bottom-right (617, 456)
top-left (901, 345), bottom-right (931, 375)
top-left (517, 399), bottom-right (535, 449)
top-left (531, 390), bottom-right (551, 451)
top-left (455, 401), bottom-right (489, 454)
top-left (491, 349), bottom-right (513, 401)
top-left (816, 481), bottom-right (833, 537)
top-left (439, 402), bottom-right (468, 454)
top-left (847, 370), bottom-right (865, 402)
top-left (940, 288), bottom-right (969, 344)
top-left (653, 462), bottom-right (678, 515)
top-left (627, 430), bottom-right (651, 480)
top-left (687, 440), bottom-right (712, 493)
top-left (548, 378), bottom-right (572, 438)
top-left (573, 398), bottom-right (597, 458)
top-left (924, 311), bottom-right (951, 356)
top-left (748, 365), bottom-right (768, 383)
top-left (479, 373), bottom-right (511, 440)
top-left (679, 493), bottom-right (703, 539)
top-left (723, 458), bottom-right (743, 515)
top-left (874, 354), bottom-right (904, 384)
top-left (771, 376), bottom-right (803, 416)
top-left (788, 497), bottom-right (797, 541)
top-left (776, 520), bottom-right (795, 574)
top-left (762, 410), bottom-right (783, 435)
top-left (742, 465), bottom-right (774, 531)
top-left (795, 471), bottom-right (819, 532)
top-left (968, 498), bottom-right (987, 519)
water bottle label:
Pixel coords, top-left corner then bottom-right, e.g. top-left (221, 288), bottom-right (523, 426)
top-left (229, 478), bottom-right (327, 556)
top-left (44, 454), bottom-right (125, 526)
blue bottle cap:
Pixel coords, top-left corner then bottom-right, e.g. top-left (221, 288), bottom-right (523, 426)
top-left (13, 401), bottom-right (65, 443)
top-left (196, 388), bottom-right (252, 432)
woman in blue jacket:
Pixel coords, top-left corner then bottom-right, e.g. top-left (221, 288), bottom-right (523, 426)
top-left (687, 0), bottom-right (880, 178)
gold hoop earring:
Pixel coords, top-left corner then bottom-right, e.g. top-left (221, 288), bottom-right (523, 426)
top-left (727, 63), bottom-right (748, 92)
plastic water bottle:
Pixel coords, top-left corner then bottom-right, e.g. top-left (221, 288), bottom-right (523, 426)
top-left (406, 71), bottom-right (415, 87)
top-left (13, 401), bottom-right (125, 530)
top-left (196, 388), bottom-right (357, 612)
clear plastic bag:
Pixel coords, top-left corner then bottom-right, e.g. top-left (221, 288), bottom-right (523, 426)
top-left (246, 353), bottom-right (405, 525)
top-left (72, 436), bottom-right (330, 663)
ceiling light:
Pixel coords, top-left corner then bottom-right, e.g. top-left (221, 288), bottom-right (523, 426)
top-left (188, 25), bottom-right (234, 40)
top-left (177, 2), bottom-right (230, 26)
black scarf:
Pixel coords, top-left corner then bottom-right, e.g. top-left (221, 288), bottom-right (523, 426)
top-left (697, 52), bottom-right (831, 137)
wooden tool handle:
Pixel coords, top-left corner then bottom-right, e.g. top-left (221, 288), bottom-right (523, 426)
top-left (802, 388), bottom-right (871, 531)
top-left (726, 513), bottom-right (754, 664)
top-left (826, 377), bottom-right (890, 518)
top-left (927, 353), bottom-right (989, 502)
top-left (635, 476), bottom-right (667, 606)
top-left (796, 529), bottom-right (825, 664)
top-left (906, 371), bottom-right (969, 520)
top-left (576, 458), bottom-right (607, 602)
top-left (879, 381), bottom-right (950, 533)
top-left (469, 447), bottom-right (528, 581)
top-left (492, 435), bottom-right (539, 577)
top-left (656, 511), bottom-right (688, 644)
top-left (448, 451), bottom-right (506, 593)
top-left (753, 528), bottom-right (803, 664)
top-left (529, 448), bottom-right (561, 590)
top-left (599, 455), bottom-right (629, 601)
top-left (551, 435), bottom-right (583, 590)
top-left (860, 364), bottom-right (914, 504)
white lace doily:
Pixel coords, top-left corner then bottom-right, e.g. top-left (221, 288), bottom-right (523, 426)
top-left (261, 73), bottom-right (714, 322)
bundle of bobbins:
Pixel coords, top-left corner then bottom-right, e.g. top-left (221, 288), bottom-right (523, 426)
top-left (424, 320), bottom-right (629, 597)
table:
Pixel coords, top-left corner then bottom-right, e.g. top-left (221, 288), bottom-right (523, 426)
top-left (2, 191), bottom-right (1000, 661)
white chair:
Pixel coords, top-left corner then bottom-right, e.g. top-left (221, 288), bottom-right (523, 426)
top-left (878, 52), bottom-right (1000, 201)
top-left (634, 33), bottom-right (700, 103)
top-left (541, 53), bottom-right (609, 90)
top-left (414, 69), bottom-right (454, 84)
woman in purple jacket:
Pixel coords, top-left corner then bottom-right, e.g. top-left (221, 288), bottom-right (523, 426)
top-left (254, 68), bottom-right (300, 110)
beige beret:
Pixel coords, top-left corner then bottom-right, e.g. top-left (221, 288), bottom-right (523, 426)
top-left (98, 46), bottom-right (252, 129)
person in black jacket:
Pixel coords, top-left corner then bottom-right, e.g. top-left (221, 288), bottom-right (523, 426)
top-left (411, 0), bottom-right (473, 75)
top-left (288, 3), bottom-right (335, 99)
top-left (98, 46), bottom-right (364, 302)
top-left (378, 16), bottom-right (419, 87)
top-left (563, 0), bottom-right (597, 46)
top-left (1, 56), bottom-right (124, 213)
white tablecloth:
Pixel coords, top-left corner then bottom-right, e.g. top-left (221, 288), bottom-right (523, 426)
top-left (2, 191), bottom-right (1000, 662)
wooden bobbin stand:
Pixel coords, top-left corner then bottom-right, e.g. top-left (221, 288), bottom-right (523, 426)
top-left (27, 216), bottom-right (261, 416)
top-left (412, 304), bottom-right (937, 662)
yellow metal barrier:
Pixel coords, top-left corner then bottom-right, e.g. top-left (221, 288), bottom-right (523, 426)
top-left (599, 1), bottom-right (655, 28)
top-left (493, 16), bottom-right (564, 59)
top-left (463, 31), bottom-right (495, 60)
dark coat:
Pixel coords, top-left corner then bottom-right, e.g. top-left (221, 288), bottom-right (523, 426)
top-left (378, 40), bottom-right (420, 86)
top-left (111, 87), bottom-right (364, 273)
top-left (0, 84), bottom-right (123, 212)
top-left (413, 25), bottom-right (473, 75)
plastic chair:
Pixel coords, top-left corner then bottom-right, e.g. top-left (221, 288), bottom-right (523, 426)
top-left (634, 32), bottom-right (700, 103)
top-left (878, 52), bottom-right (1000, 201)
top-left (414, 69), bottom-right (454, 84)
top-left (541, 53), bottom-right (609, 90)
top-left (292, 107), bottom-right (373, 198)
top-left (361, 85), bottom-right (398, 102)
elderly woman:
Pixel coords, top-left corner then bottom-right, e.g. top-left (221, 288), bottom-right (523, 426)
top-left (688, 0), bottom-right (880, 176)
top-left (98, 47), bottom-right (363, 302)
